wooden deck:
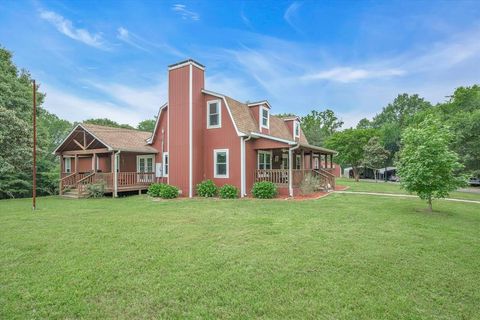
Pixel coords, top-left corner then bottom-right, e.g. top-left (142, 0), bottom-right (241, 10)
top-left (60, 172), bottom-right (155, 198)
top-left (254, 168), bottom-right (336, 191)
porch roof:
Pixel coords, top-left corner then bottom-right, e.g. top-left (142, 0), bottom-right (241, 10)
top-left (54, 123), bottom-right (158, 154)
top-left (298, 143), bottom-right (337, 155)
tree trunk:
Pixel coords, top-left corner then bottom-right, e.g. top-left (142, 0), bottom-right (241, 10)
top-left (353, 167), bottom-right (360, 182)
top-left (374, 169), bottom-right (378, 183)
top-left (427, 197), bottom-right (433, 212)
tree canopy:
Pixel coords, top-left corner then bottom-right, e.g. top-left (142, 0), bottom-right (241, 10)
top-left (300, 109), bottom-right (344, 146)
top-left (397, 116), bottom-right (465, 211)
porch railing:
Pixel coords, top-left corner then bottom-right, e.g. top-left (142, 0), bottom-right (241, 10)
top-left (59, 171), bottom-right (155, 195)
top-left (254, 169), bottom-right (336, 191)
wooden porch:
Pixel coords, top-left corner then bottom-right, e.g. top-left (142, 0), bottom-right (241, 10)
top-left (60, 172), bottom-right (155, 198)
top-left (254, 168), bottom-right (336, 191)
top-left (253, 144), bottom-right (337, 195)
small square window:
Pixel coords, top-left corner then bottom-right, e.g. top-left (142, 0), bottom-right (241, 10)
top-left (207, 100), bottom-right (221, 128)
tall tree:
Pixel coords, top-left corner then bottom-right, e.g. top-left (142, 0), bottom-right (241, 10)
top-left (301, 109), bottom-right (344, 146)
top-left (325, 128), bottom-right (376, 181)
top-left (137, 119), bottom-right (156, 132)
top-left (362, 137), bottom-right (390, 182)
top-left (397, 116), bottom-right (465, 211)
top-left (83, 118), bottom-right (134, 129)
top-left (373, 93), bottom-right (432, 129)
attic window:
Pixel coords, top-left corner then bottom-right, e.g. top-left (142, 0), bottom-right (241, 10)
top-left (260, 106), bottom-right (269, 129)
top-left (207, 100), bottom-right (221, 129)
top-left (294, 120), bottom-right (300, 138)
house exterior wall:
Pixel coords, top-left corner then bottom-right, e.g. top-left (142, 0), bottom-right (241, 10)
top-left (97, 154), bottom-right (111, 172)
top-left (192, 66), bottom-right (205, 189)
top-left (77, 156), bottom-right (92, 172)
top-left (202, 94), bottom-right (241, 190)
top-left (151, 107), bottom-right (168, 183)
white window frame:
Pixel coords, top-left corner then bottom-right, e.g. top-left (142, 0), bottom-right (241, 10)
top-left (207, 99), bottom-right (222, 129)
top-left (136, 155), bottom-right (155, 173)
top-left (295, 154), bottom-right (301, 170)
top-left (257, 150), bottom-right (273, 170)
top-left (294, 120), bottom-right (300, 138)
top-left (115, 153), bottom-right (120, 172)
top-left (314, 157), bottom-right (319, 170)
top-left (214, 149), bottom-right (229, 178)
top-left (162, 152), bottom-right (169, 177)
top-left (259, 106), bottom-right (269, 129)
top-left (64, 157), bottom-right (72, 173)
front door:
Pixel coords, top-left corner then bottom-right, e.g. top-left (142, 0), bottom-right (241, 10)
top-left (137, 155), bottom-right (154, 182)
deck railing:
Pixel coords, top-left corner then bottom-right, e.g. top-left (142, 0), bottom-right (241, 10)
top-left (254, 168), bottom-right (336, 191)
top-left (60, 171), bottom-right (155, 195)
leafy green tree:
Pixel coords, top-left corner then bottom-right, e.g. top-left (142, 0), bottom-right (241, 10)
top-left (362, 137), bottom-right (390, 182)
top-left (137, 119), bottom-right (156, 132)
top-left (373, 93), bottom-right (432, 129)
top-left (301, 109), bottom-right (344, 146)
top-left (325, 128), bottom-right (376, 181)
top-left (397, 116), bottom-right (465, 211)
top-left (83, 118), bottom-right (134, 129)
top-left (356, 118), bottom-right (372, 129)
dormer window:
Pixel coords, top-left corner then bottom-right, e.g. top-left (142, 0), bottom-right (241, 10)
top-left (294, 120), bottom-right (300, 138)
top-left (260, 106), bottom-right (269, 129)
top-left (207, 100), bottom-right (221, 129)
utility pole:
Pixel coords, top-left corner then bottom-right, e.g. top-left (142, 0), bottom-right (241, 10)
top-left (32, 80), bottom-right (37, 210)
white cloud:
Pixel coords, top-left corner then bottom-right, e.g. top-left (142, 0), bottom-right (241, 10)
top-left (172, 4), bottom-right (200, 21)
top-left (116, 27), bottom-right (150, 52)
top-left (302, 67), bottom-right (406, 83)
top-left (39, 9), bottom-right (106, 49)
top-left (284, 2), bottom-right (302, 32)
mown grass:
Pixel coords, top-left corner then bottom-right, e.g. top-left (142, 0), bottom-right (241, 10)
top-left (337, 177), bottom-right (480, 201)
top-left (1, 195), bottom-right (479, 319)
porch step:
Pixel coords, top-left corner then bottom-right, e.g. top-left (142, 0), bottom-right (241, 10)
top-left (61, 188), bottom-right (86, 199)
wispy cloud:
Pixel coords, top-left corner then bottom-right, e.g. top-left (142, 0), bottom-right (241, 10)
top-left (240, 10), bottom-right (253, 29)
top-left (117, 27), bottom-right (150, 52)
top-left (39, 9), bottom-right (106, 49)
top-left (172, 4), bottom-right (200, 21)
top-left (284, 2), bottom-right (302, 32)
top-left (302, 67), bottom-right (406, 83)
top-left (116, 26), bottom-right (185, 57)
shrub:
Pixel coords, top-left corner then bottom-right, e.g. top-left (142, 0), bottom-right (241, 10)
top-left (299, 173), bottom-right (320, 195)
top-left (219, 184), bottom-right (239, 199)
top-left (251, 181), bottom-right (277, 199)
top-left (147, 183), bottom-right (166, 197)
top-left (86, 182), bottom-right (105, 198)
top-left (196, 179), bottom-right (218, 197)
top-left (160, 184), bottom-right (179, 199)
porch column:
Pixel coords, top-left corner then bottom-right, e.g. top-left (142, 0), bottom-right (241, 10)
top-left (330, 154), bottom-right (334, 169)
top-left (301, 150), bottom-right (305, 169)
top-left (92, 153), bottom-right (97, 171)
top-left (74, 154), bottom-right (78, 173)
top-left (114, 152), bottom-right (119, 198)
top-left (59, 154), bottom-right (64, 195)
top-left (110, 151), bottom-right (117, 198)
top-left (310, 152), bottom-right (313, 169)
top-left (288, 148), bottom-right (293, 197)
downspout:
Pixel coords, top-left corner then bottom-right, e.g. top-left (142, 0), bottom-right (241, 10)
top-left (241, 135), bottom-right (252, 197)
top-left (114, 150), bottom-right (121, 198)
top-left (288, 144), bottom-right (300, 197)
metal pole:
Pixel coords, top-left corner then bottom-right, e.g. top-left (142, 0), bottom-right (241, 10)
top-left (32, 80), bottom-right (37, 210)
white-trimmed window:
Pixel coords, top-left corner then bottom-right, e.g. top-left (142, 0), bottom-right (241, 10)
top-left (64, 157), bottom-right (72, 173)
top-left (258, 151), bottom-right (272, 170)
top-left (163, 152), bottom-right (169, 177)
top-left (260, 106), bottom-right (269, 129)
top-left (137, 155), bottom-right (154, 173)
top-left (207, 100), bottom-right (221, 128)
top-left (214, 149), bottom-right (229, 178)
top-left (294, 120), bottom-right (300, 138)
top-left (281, 153), bottom-right (289, 169)
top-left (295, 154), bottom-right (301, 169)
top-left (314, 157), bottom-right (319, 169)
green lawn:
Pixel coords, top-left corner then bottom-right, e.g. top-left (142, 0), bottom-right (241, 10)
top-left (1, 195), bottom-right (479, 319)
top-left (337, 177), bottom-right (480, 201)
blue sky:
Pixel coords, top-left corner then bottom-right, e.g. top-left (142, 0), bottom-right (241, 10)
top-left (1, 0), bottom-right (479, 128)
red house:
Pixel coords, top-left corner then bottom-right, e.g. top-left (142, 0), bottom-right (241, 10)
top-left (55, 59), bottom-right (337, 198)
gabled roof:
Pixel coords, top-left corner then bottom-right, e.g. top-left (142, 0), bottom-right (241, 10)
top-left (54, 123), bottom-right (158, 154)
